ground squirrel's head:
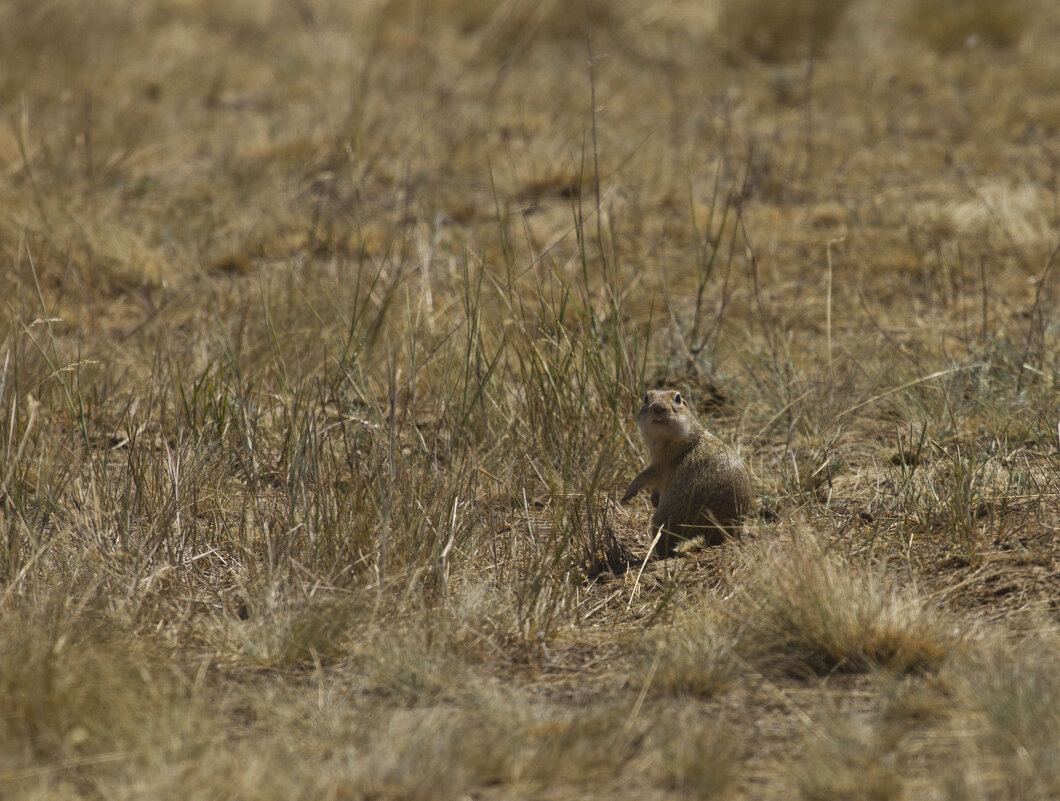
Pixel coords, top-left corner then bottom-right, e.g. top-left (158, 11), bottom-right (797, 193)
top-left (636, 389), bottom-right (696, 450)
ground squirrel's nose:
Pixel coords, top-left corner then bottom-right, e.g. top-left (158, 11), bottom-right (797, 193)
top-left (650, 402), bottom-right (666, 415)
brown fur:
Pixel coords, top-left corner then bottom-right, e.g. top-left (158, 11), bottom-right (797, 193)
top-left (622, 389), bottom-right (753, 558)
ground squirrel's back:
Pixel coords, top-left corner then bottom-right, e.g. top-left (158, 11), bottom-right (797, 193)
top-left (623, 389), bottom-right (753, 557)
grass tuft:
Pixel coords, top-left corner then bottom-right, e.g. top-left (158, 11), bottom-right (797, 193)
top-left (794, 711), bottom-right (904, 801)
top-left (723, 533), bottom-right (955, 675)
top-left (645, 707), bottom-right (744, 799)
top-left (955, 632), bottom-right (1060, 798)
top-left (641, 620), bottom-right (742, 699)
top-left (0, 590), bottom-right (195, 775)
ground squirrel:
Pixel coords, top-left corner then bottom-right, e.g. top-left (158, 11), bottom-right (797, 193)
top-left (622, 389), bottom-right (753, 558)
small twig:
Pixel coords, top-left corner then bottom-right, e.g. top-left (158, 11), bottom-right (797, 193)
top-left (628, 524), bottom-right (665, 608)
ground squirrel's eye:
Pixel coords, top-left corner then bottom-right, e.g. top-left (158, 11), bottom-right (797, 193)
top-left (643, 394), bottom-right (649, 404)
top-left (674, 393), bottom-right (682, 404)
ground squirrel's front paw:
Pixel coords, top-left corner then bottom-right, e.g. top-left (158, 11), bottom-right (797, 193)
top-left (623, 473), bottom-right (647, 503)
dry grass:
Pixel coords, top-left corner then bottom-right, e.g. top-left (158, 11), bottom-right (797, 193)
top-left (2, 0), bottom-right (1060, 797)
top-left (950, 631), bottom-right (1060, 799)
top-left (795, 711), bottom-right (905, 801)
top-left (905, 0), bottom-right (1029, 53)
top-left (718, 0), bottom-right (853, 62)
top-left (722, 532), bottom-right (955, 675)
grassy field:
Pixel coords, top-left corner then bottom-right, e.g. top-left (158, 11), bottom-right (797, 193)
top-left (2, 0), bottom-right (1060, 797)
